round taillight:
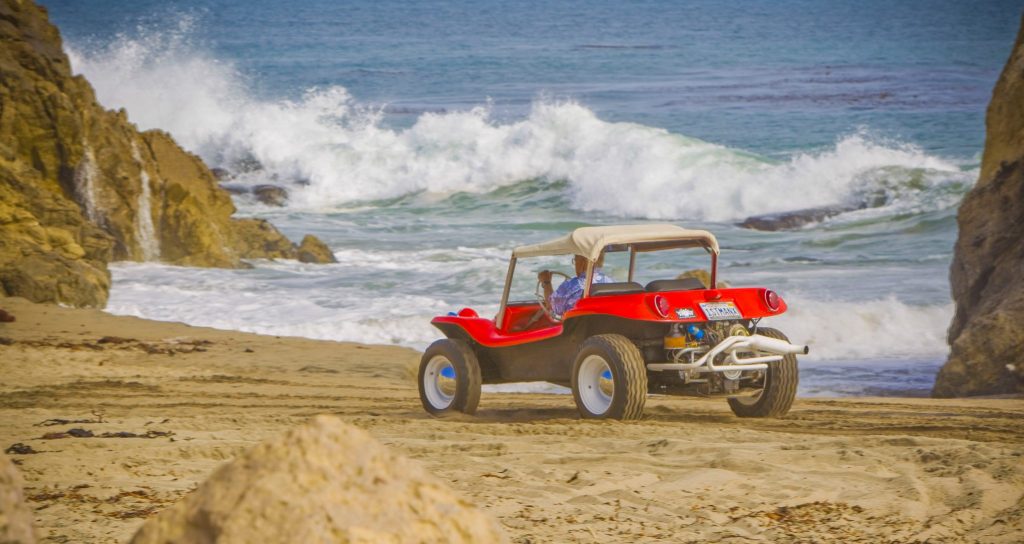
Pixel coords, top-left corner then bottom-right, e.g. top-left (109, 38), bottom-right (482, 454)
top-left (764, 290), bottom-right (780, 312)
top-left (653, 295), bottom-right (670, 318)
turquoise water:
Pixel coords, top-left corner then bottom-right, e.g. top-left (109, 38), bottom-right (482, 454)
top-left (42, 0), bottom-right (1021, 396)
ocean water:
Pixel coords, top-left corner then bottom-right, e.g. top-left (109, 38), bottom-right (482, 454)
top-left (42, 0), bottom-right (1021, 397)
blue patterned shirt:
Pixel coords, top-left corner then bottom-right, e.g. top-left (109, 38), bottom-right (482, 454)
top-left (552, 270), bottom-right (613, 317)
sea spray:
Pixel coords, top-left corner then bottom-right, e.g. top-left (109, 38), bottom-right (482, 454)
top-left (130, 142), bottom-right (161, 261)
top-left (73, 146), bottom-right (102, 225)
top-left (66, 28), bottom-right (974, 224)
top-left (106, 258), bottom-right (953, 363)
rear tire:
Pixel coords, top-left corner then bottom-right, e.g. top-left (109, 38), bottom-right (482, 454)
top-left (418, 339), bottom-right (482, 416)
top-left (727, 327), bottom-right (798, 418)
top-left (571, 334), bottom-right (647, 420)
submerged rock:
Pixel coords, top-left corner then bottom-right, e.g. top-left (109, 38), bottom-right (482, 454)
top-left (209, 167), bottom-right (234, 181)
top-left (130, 415), bottom-right (507, 544)
top-left (297, 235), bottom-right (337, 264)
top-left (0, 454), bottom-right (37, 544)
top-left (934, 15), bottom-right (1024, 397)
top-left (738, 203), bottom-right (865, 231)
top-left (253, 184), bottom-right (289, 207)
top-left (218, 183), bottom-right (249, 196)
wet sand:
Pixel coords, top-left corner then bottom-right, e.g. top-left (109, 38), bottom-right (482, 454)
top-left (1, 296), bottom-right (1021, 543)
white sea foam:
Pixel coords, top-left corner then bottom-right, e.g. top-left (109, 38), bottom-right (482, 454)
top-left (770, 295), bottom-right (952, 361)
top-left (66, 26), bottom-right (972, 223)
top-left (106, 261), bottom-right (952, 364)
top-left (130, 142), bottom-right (160, 261)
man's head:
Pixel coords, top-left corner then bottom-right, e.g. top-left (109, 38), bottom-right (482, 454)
top-left (573, 255), bottom-right (587, 276)
top-left (573, 254), bottom-right (604, 277)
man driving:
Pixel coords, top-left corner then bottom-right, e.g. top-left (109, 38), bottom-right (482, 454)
top-left (538, 254), bottom-right (614, 318)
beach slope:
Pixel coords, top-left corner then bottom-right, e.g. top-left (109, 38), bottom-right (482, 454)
top-left (0, 297), bottom-right (1021, 543)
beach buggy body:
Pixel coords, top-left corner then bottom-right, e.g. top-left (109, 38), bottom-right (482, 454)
top-left (419, 224), bottom-right (808, 420)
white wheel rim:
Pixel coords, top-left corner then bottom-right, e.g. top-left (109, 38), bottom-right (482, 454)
top-left (578, 355), bottom-right (614, 415)
top-left (424, 355), bottom-right (457, 409)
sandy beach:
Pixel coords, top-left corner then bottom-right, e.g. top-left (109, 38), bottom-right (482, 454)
top-left (6, 295), bottom-right (1024, 540)
top-left (0, 296), bottom-right (1020, 543)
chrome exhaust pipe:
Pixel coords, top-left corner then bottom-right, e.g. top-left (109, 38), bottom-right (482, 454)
top-left (742, 334), bottom-right (809, 356)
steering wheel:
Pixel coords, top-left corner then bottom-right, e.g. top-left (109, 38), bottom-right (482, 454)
top-left (535, 271), bottom-right (571, 321)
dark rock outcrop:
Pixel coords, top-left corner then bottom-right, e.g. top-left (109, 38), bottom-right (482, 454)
top-left (934, 15), bottom-right (1024, 397)
top-left (253, 184), bottom-right (288, 206)
top-left (130, 416), bottom-right (507, 543)
top-left (0, 454), bottom-right (37, 544)
top-left (738, 204), bottom-right (866, 231)
top-left (0, 0), bottom-right (331, 307)
top-left (209, 167), bottom-right (234, 181)
top-left (297, 234), bottom-right (338, 264)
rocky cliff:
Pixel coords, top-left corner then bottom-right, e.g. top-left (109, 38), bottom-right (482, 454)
top-left (0, 0), bottom-right (331, 308)
top-left (933, 15), bottom-right (1024, 397)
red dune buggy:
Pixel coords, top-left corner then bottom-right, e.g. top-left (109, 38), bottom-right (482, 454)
top-left (419, 224), bottom-right (808, 420)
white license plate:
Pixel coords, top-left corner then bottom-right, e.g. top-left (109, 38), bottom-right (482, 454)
top-left (699, 302), bottom-right (742, 320)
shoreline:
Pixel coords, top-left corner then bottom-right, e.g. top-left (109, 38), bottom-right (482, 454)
top-left (2, 296), bottom-right (1022, 542)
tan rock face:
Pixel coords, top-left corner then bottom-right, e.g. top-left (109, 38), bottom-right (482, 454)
top-left (934, 15), bottom-right (1024, 397)
top-left (0, 454), bottom-right (38, 544)
top-left (130, 415), bottom-right (507, 544)
top-left (675, 269), bottom-right (730, 289)
top-left (298, 234), bottom-right (338, 264)
top-left (230, 218), bottom-right (298, 260)
top-left (0, 151), bottom-right (112, 307)
top-left (0, 0), bottom-right (304, 307)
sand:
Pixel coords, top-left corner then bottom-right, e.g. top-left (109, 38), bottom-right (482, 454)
top-left (1, 296), bottom-right (1021, 543)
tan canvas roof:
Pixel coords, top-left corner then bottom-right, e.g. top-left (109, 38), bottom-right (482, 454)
top-left (512, 224), bottom-right (719, 261)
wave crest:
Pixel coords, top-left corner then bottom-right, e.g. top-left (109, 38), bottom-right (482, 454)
top-left (67, 22), bottom-right (972, 222)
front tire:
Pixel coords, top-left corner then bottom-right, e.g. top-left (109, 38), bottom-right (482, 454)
top-left (727, 327), bottom-right (798, 418)
top-left (418, 339), bottom-right (482, 416)
top-left (571, 334), bottom-right (647, 420)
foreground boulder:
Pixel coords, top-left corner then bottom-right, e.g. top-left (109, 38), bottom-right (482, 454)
top-left (0, 0), bottom-right (330, 307)
top-left (934, 15), bottom-right (1024, 397)
top-left (0, 454), bottom-right (37, 544)
top-left (131, 415), bottom-right (506, 544)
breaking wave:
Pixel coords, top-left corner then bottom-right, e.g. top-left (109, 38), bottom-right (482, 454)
top-left (66, 22), bottom-right (973, 223)
top-left (106, 258), bottom-right (952, 364)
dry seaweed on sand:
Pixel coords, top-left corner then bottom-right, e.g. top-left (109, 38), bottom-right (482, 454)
top-left (40, 428), bottom-right (173, 439)
top-left (4, 442), bottom-right (39, 454)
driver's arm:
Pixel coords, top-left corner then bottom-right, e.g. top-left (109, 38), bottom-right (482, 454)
top-left (538, 270), bottom-right (554, 305)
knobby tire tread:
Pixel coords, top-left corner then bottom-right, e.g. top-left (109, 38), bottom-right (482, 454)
top-left (419, 338), bottom-right (482, 415)
top-left (452, 338), bottom-right (483, 414)
top-left (592, 334), bottom-right (647, 420)
top-left (728, 327), bottom-right (798, 418)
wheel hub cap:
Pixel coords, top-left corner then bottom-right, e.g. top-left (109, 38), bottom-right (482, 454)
top-left (579, 355), bottom-right (614, 415)
top-left (424, 356), bottom-right (456, 409)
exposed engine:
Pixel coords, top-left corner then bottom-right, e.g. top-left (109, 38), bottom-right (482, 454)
top-left (649, 320), bottom-right (767, 397)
